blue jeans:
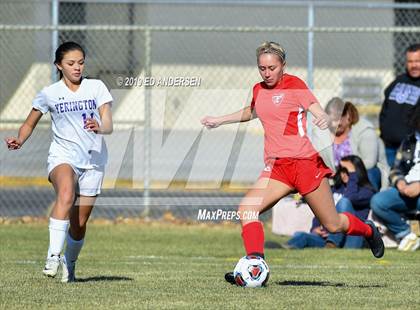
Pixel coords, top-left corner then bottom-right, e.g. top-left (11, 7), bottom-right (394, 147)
top-left (367, 166), bottom-right (381, 191)
top-left (370, 187), bottom-right (420, 239)
top-left (385, 146), bottom-right (398, 168)
top-left (287, 232), bottom-right (326, 249)
top-left (326, 198), bottom-right (366, 248)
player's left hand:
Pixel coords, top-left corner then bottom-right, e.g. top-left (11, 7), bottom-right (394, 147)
top-left (312, 113), bottom-right (329, 130)
top-left (85, 118), bottom-right (100, 134)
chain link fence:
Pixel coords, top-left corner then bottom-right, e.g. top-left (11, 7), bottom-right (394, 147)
top-left (1, 0), bottom-right (419, 219)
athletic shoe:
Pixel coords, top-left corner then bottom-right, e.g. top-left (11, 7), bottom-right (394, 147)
top-left (397, 232), bottom-right (420, 251)
top-left (365, 220), bottom-right (385, 258)
top-left (64, 258), bottom-right (76, 283)
top-left (43, 254), bottom-right (61, 277)
top-left (60, 255), bottom-right (70, 283)
top-left (224, 272), bottom-right (235, 285)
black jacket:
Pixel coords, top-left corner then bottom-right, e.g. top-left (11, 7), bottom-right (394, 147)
top-left (389, 133), bottom-right (418, 187)
top-left (379, 74), bottom-right (420, 148)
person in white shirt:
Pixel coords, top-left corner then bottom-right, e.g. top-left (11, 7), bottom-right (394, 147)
top-left (5, 41), bottom-right (113, 282)
top-left (371, 104), bottom-right (420, 251)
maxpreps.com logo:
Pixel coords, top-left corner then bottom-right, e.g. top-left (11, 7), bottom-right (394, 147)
top-left (272, 93), bottom-right (284, 105)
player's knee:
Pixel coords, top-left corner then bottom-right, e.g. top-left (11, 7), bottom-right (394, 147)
top-left (370, 193), bottom-right (386, 214)
top-left (57, 189), bottom-right (75, 207)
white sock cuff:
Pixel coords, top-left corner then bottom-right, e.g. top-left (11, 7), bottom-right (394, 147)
top-left (67, 233), bottom-right (84, 245)
top-left (49, 217), bottom-right (70, 231)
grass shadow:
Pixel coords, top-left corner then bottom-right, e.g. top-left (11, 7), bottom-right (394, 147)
top-left (76, 276), bottom-right (134, 283)
top-left (276, 280), bottom-right (386, 288)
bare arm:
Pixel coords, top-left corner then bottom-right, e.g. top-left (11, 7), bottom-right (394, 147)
top-left (308, 102), bottom-right (330, 130)
top-left (201, 106), bottom-right (256, 129)
top-left (85, 102), bottom-right (113, 134)
top-left (5, 108), bottom-right (43, 150)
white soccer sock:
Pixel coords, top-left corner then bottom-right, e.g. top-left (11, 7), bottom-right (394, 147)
top-left (48, 217), bottom-right (70, 257)
top-left (65, 233), bottom-right (84, 265)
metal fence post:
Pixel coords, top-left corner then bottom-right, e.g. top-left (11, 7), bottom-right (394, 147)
top-left (143, 27), bottom-right (152, 216)
top-left (307, 1), bottom-right (314, 90)
top-left (51, 0), bottom-right (59, 83)
top-left (306, 2), bottom-right (315, 140)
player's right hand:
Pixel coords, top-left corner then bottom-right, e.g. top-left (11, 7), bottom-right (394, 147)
top-left (5, 137), bottom-right (22, 150)
top-left (200, 116), bottom-right (221, 129)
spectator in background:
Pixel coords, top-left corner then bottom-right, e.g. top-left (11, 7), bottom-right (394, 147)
top-left (324, 98), bottom-right (389, 191)
top-left (371, 105), bottom-right (420, 251)
top-left (278, 155), bottom-right (375, 249)
top-left (325, 155), bottom-right (376, 248)
top-left (379, 43), bottom-right (420, 167)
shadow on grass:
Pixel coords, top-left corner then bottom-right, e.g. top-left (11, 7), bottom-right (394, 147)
top-left (76, 276), bottom-right (134, 283)
top-left (276, 280), bottom-right (386, 288)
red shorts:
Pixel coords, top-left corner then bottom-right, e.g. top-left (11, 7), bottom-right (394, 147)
top-left (259, 154), bottom-right (333, 195)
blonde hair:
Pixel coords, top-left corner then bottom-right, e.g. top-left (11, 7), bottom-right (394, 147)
top-left (256, 41), bottom-right (286, 64)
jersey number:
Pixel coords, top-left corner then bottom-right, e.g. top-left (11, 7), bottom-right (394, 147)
top-left (82, 112), bottom-right (94, 128)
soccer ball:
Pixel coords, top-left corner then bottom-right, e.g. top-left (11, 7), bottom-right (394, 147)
top-left (233, 255), bottom-right (270, 288)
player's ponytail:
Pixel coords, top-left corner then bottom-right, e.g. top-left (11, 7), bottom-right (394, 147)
top-left (54, 41), bottom-right (86, 80)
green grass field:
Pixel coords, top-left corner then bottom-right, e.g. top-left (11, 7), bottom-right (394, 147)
top-left (1, 222), bottom-right (419, 309)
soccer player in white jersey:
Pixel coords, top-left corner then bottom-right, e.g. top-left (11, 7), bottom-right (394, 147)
top-left (5, 42), bottom-right (113, 282)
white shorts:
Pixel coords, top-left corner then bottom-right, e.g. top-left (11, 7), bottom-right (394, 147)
top-left (47, 159), bottom-right (105, 197)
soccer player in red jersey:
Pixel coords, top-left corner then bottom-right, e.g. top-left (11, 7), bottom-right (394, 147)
top-left (201, 41), bottom-right (384, 285)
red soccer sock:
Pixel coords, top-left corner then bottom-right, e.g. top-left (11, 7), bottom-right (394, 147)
top-left (241, 221), bottom-right (265, 257)
top-left (343, 212), bottom-right (372, 238)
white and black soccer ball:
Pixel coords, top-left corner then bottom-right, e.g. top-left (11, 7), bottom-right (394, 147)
top-left (233, 255), bottom-right (270, 288)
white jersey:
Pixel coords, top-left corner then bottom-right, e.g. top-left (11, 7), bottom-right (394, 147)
top-left (32, 78), bottom-right (113, 169)
top-left (405, 132), bottom-right (420, 183)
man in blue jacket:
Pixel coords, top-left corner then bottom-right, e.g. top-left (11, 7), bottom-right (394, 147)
top-left (380, 43), bottom-right (420, 166)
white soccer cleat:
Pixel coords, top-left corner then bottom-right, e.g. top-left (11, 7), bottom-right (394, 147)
top-left (62, 257), bottom-right (76, 283)
top-left (60, 255), bottom-right (70, 283)
top-left (43, 255), bottom-right (61, 277)
top-left (397, 232), bottom-right (420, 251)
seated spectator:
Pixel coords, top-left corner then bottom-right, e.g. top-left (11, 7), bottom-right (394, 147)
top-left (269, 155), bottom-right (375, 249)
top-left (324, 97), bottom-right (389, 191)
top-left (370, 105), bottom-right (420, 251)
top-left (283, 217), bottom-right (328, 249)
top-left (325, 155), bottom-right (376, 248)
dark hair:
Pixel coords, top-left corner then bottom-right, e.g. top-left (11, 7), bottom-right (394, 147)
top-left (406, 43), bottom-right (420, 53)
top-left (54, 41), bottom-right (85, 80)
top-left (333, 165), bottom-right (349, 189)
top-left (325, 97), bottom-right (359, 126)
top-left (337, 155), bottom-right (376, 192)
top-left (408, 103), bottom-right (420, 131)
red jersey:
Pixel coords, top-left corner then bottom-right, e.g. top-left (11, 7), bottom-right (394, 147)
top-left (250, 74), bottom-right (318, 162)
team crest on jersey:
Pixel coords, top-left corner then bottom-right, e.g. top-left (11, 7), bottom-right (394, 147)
top-left (272, 93), bottom-right (284, 105)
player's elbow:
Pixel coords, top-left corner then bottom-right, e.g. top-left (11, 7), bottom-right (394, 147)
top-left (104, 126), bottom-right (113, 135)
top-left (102, 121), bottom-right (113, 135)
top-left (242, 108), bottom-right (253, 122)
